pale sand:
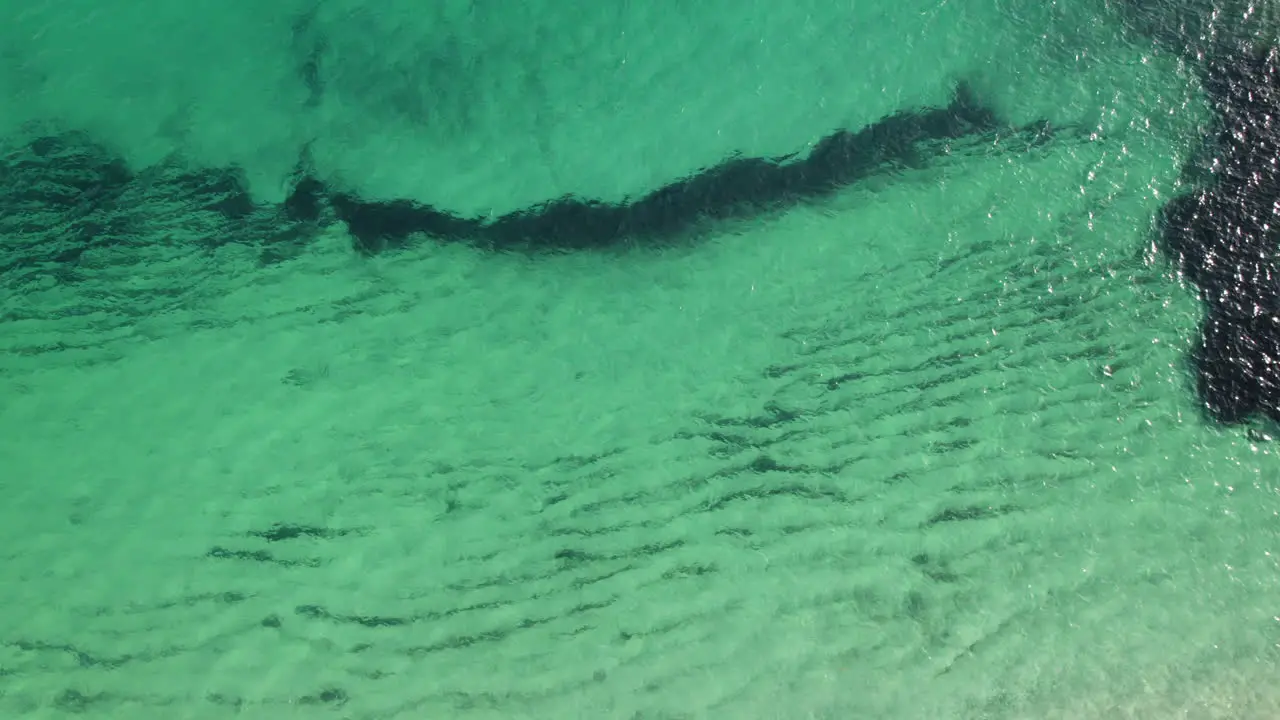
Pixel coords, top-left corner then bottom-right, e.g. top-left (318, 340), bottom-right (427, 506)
top-left (4, 120), bottom-right (1280, 718)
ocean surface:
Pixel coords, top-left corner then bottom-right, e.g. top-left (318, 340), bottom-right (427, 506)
top-left (2, 1), bottom-right (1279, 718)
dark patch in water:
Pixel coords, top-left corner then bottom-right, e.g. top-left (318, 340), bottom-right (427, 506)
top-left (1156, 43), bottom-right (1280, 424)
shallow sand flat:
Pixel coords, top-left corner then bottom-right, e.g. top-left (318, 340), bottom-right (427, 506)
top-left (3, 103), bottom-right (1280, 718)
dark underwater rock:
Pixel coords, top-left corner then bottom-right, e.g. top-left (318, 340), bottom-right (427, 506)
top-left (1193, 310), bottom-right (1280, 423)
top-left (1156, 43), bottom-right (1280, 424)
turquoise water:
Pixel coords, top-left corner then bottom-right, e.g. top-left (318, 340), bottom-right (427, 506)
top-left (2, 1), bottom-right (1280, 718)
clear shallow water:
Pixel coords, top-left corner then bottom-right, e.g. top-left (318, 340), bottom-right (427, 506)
top-left (2, 2), bottom-right (1280, 719)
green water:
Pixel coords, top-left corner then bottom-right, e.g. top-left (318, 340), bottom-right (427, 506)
top-left (2, 1), bottom-right (1279, 718)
